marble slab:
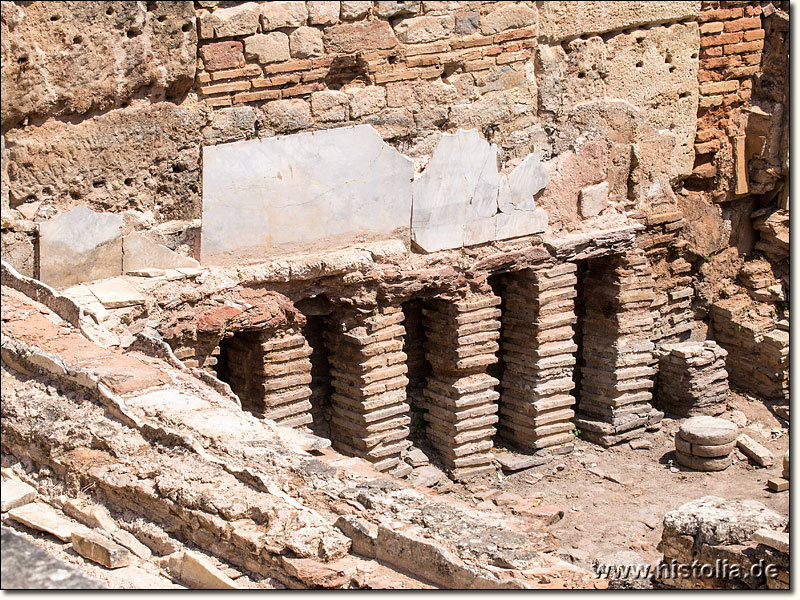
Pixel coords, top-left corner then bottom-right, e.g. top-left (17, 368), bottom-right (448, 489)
top-left (201, 124), bottom-right (414, 262)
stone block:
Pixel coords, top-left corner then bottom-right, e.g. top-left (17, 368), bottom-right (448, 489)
top-left (244, 33), bottom-right (290, 65)
top-left (201, 41), bottom-right (245, 71)
top-left (307, 1), bottom-right (340, 25)
top-left (88, 278), bottom-right (146, 309)
top-left (1, 1), bottom-right (196, 129)
top-left (1, 478), bottom-right (37, 512)
top-left (7, 503), bottom-right (86, 542)
top-left (39, 206), bottom-right (122, 288)
top-left (393, 15), bottom-right (455, 44)
top-left (480, 3), bottom-right (537, 34)
top-left (260, 1), bottom-right (307, 30)
top-left (5, 102), bottom-right (203, 222)
top-left (538, 1), bottom-right (701, 42)
top-left (290, 26), bottom-right (324, 58)
top-left (736, 434), bottom-right (773, 467)
top-left (71, 531), bottom-right (132, 569)
top-left (678, 416), bottom-right (738, 445)
top-left (168, 550), bottom-right (238, 589)
top-left (323, 20), bottom-right (398, 53)
top-left (202, 125), bottom-right (413, 262)
top-left (205, 3), bottom-right (260, 37)
top-left (579, 181), bottom-right (609, 218)
top-left (340, 1), bottom-right (371, 20)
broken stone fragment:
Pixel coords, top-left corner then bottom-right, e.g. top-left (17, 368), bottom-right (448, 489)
top-left (662, 496), bottom-right (787, 546)
top-left (122, 232), bottom-right (199, 273)
top-left (87, 278), bottom-right (146, 309)
top-left (7, 503), bottom-right (88, 542)
top-left (579, 181), bottom-right (609, 218)
top-left (736, 434), bottom-right (774, 467)
top-left (71, 531), bottom-right (132, 569)
top-left (752, 528), bottom-right (789, 554)
top-left (168, 550), bottom-right (238, 589)
top-left (1, 478), bottom-right (37, 512)
top-left (334, 516), bottom-right (378, 558)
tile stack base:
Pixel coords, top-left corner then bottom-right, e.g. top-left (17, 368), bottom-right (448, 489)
top-left (674, 416), bottom-right (737, 472)
top-left (326, 306), bottom-right (412, 477)
top-left (226, 329), bottom-right (314, 428)
top-left (421, 293), bottom-right (501, 480)
top-left (655, 341), bottom-right (729, 417)
top-left (575, 250), bottom-right (663, 447)
top-left (498, 264), bottom-right (578, 456)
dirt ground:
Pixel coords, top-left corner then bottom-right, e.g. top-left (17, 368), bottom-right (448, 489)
top-left (449, 391), bottom-right (789, 573)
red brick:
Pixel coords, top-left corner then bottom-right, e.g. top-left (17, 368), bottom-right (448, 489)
top-left (197, 72), bottom-right (212, 84)
top-left (205, 96), bottom-right (232, 108)
top-left (483, 45), bottom-right (503, 56)
top-left (695, 139), bottom-right (721, 154)
top-left (493, 26), bottom-right (537, 43)
top-left (450, 36), bottom-right (492, 50)
top-left (373, 68), bottom-right (419, 84)
top-left (200, 80), bottom-right (251, 96)
top-left (723, 16), bottom-right (762, 32)
top-left (699, 21), bottom-right (724, 34)
top-left (209, 64), bottom-right (263, 81)
top-left (281, 82), bottom-right (325, 98)
top-left (463, 58), bottom-right (495, 72)
top-left (700, 31), bottom-right (742, 47)
top-left (263, 58), bottom-right (313, 75)
top-left (417, 65), bottom-right (444, 80)
top-left (742, 52), bottom-right (762, 65)
top-left (403, 41), bottom-right (451, 55)
top-left (744, 5), bottom-right (762, 17)
top-left (724, 40), bottom-right (764, 54)
top-left (252, 73), bottom-right (300, 88)
top-left (698, 7), bottom-right (743, 22)
top-left (701, 55), bottom-right (742, 69)
top-left (406, 54), bottom-right (441, 68)
top-left (233, 89), bottom-right (281, 104)
top-left (323, 20), bottom-right (398, 54)
top-left (737, 88), bottom-right (752, 102)
top-left (701, 45), bottom-right (724, 58)
top-left (697, 70), bottom-right (719, 83)
top-left (743, 29), bottom-right (765, 42)
top-left (200, 41), bottom-right (244, 71)
top-left (301, 68), bottom-right (328, 82)
top-left (496, 50), bottom-right (531, 65)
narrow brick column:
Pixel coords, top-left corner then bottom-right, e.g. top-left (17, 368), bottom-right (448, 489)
top-left (420, 293), bottom-right (501, 480)
top-left (575, 250), bottom-right (663, 446)
top-left (325, 305), bottom-right (412, 477)
top-left (226, 328), bottom-right (314, 428)
top-left (499, 263), bottom-right (578, 456)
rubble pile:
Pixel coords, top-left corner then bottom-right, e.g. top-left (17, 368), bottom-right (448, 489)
top-left (655, 341), bottom-right (728, 417)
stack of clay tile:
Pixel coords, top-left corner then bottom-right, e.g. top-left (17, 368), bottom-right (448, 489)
top-left (575, 251), bottom-right (663, 446)
top-left (674, 416), bottom-right (738, 471)
top-left (326, 306), bottom-right (412, 477)
top-left (226, 328), bottom-right (314, 428)
top-left (498, 264), bottom-right (578, 456)
top-left (420, 293), bottom-right (501, 480)
top-left (655, 341), bottom-right (729, 417)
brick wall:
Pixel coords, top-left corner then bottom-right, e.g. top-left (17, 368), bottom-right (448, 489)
top-left (194, 1), bottom-right (542, 163)
top-left (689, 1), bottom-right (779, 201)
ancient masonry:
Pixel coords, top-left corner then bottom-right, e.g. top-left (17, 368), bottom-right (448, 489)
top-left (223, 328), bottom-right (314, 427)
top-left (420, 293), bottom-right (502, 480)
top-left (498, 264), bottom-right (578, 456)
top-left (326, 305), bottom-right (413, 477)
top-left (655, 341), bottom-right (729, 417)
top-left (575, 251), bottom-right (663, 447)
